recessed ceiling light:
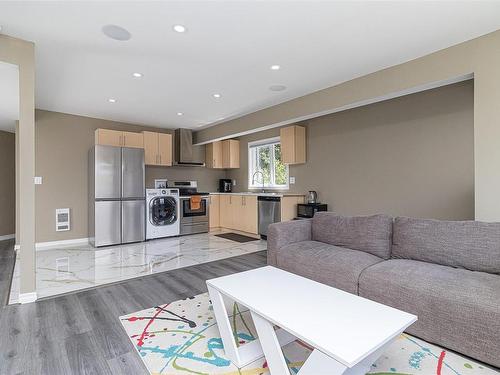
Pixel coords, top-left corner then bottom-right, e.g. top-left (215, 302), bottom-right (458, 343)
top-left (102, 24), bottom-right (131, 41)
top-left (173, 24), bottom-right (187, 33)
top-left (108, 98), bottom-right (116, 103)
top-left (132, 72), bottom-right (143, 78)
top-left (270, 65), bottom-right (281, 70)
top-left (213, 93), bottom-right (221, 98)
top-left (177, 112), bottom-right (183, 116)
top-left (269, 85), bottom-right (287, 92)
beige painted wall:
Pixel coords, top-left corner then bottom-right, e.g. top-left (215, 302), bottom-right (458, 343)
top-left (227, 81), bottom-right (474, 220)
top-left (0, 130), bottom-right (15, 236)
top-left (196, 29), bottom-right (500, 221)
top-left (0, 34), bottom-right (36, 295)
top-left (35, 110), bottom-right (225, 243)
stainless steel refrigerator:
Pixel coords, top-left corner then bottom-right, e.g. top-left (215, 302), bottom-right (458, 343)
top-left (89, 145), bottom-right (145, 247)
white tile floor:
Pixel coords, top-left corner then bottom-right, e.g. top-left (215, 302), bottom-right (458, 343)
top-left (9, 230), bottom-right (266, 304)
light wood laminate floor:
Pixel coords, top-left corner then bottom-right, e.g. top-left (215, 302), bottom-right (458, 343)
top-left (0, 239), bottom-right (267, 375)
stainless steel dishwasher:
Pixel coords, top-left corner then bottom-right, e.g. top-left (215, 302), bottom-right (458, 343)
top-left (258, 196), bottom-right (281, 239)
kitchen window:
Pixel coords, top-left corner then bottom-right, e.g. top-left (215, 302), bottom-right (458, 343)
top-left (248, 137), bottom-right (289, 190)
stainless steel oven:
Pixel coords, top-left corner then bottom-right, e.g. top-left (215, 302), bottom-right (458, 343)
top-left (179, 196), bottom-right (209, 235)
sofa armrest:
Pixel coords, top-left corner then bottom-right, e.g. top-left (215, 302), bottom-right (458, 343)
top-left (267, 219), bottom-right (312, 266)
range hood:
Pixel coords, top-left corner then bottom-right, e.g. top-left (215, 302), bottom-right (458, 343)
top-left (174, 128), bottom-right (205, 166)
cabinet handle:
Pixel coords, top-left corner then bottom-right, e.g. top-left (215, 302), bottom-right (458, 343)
top-left (156, 154), bottom-right (159, 164)
top-left (122, 135), bottom-right (126, 146)
top-left (243, 196), bottom-right (245, 206)
top-left (230, 196), bottom-right (232, 204)
top-left (159, 155), bottom-right (162, 164)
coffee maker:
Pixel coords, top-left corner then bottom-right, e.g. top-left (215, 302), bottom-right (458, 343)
top-left (219, 179), bottom-right (232, 192)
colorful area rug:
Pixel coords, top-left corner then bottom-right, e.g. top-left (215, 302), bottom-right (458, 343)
top-left (119, 293), bottom-right (498, 375)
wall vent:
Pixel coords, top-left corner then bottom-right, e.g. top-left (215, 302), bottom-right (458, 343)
top-left (56, 208), bottom-right (70, 232)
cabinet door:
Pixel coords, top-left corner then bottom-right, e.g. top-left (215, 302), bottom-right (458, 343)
top-left (242, 195), bottom-right (258, 234)
top-left (280, 125), bottom-right (306, 164)
top-left (123, 131), bottom-right (144, 148)
top-left (219, 195), bottom-right (231, 228)
top-left (206, 142), bottom-right (223, 169)
top-left (222, 140), bottom-right (240, 168)
top-left (230, 195), bottom-right (244, 231)
top-left (158, 133), bottom-right (172, 166)
top-left (95, 129), bottom-right (123, 147)
top-left (280, 126), bottom-right (295, 164)
top-left (143, 131), bottom-right (158, 165)
top-left (209, 195), bottom-right (220, 228)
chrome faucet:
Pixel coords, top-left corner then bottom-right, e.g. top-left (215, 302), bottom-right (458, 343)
top-left (252, 170), bottom-right (266, 193)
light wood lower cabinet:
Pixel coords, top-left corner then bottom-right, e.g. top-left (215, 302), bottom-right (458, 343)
top-left (209, 195), bottom-right (220, 228)
top-left (241, 195), bottom-right (258, 234)
top-left (219, 195), bottom-right (234, 229)
top-left (281, 196), bottom-right (305, 221)
top-left (211, 194), bottom-right (304, 234)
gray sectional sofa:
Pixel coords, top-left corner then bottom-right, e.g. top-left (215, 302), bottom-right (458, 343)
top-left (267, 212), bottom-right (500, 368)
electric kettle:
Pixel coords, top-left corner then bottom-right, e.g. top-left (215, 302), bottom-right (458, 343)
top-left (307, 191), bottom-right (318, 204)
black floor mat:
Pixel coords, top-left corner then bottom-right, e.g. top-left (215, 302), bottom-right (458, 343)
top-left (214, 233), bottom-right (260, 243)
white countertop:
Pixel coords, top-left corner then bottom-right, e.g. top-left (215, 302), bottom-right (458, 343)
top-left (209, 192), bottom-right (305, 197)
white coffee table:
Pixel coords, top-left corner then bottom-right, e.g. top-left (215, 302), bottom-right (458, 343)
top-left (207, 266), bottom-right (417, 375)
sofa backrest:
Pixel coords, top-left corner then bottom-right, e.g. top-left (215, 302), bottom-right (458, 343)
top-left (312, 212), bottom-right (393, 259)
top-left (392, 217), bottom-right (500, 274)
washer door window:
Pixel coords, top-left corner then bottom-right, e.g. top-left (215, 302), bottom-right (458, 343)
top-left (150, 197), bottom-right (177, 226)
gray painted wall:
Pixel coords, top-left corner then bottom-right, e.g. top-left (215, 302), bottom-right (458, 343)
top-left (35, 110), bottom-right (225, 243)
top-left (0, 130), bottom-right (15, 236)
top-left (227, 80), bottom-right (474, 220)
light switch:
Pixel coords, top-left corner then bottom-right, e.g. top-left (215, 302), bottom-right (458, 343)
top-left (290, 176), bottom-right (296, 184)
top-left (232, 179), bottom-right (237, 186)
top-left (34, 176), bottom-right (43, 185)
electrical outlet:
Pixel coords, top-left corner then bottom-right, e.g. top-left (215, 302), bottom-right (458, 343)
top-left (232, 179), bottom-right (237, 186)
top-left (34, 176), bottom-right (43, 185)
top-left (290, 176), bottom-right (296, 184)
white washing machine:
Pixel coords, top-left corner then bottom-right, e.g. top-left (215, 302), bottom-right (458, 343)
top-left (146, 188), bottom-right (180, 240)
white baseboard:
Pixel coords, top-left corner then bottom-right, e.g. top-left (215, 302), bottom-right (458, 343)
top-left (0, 233), bottom-right (15, 241)
top-left (18, 292), bottom-right (37, 304)
top-left (36, 237), bottom-right (89, 250)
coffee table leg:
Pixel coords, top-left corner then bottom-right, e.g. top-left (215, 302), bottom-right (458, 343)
top-left (252, 308), bottom-right (401, 375)
top-left (207, 285), bottom-right (243, 365)
top-left (251, 311), bottom-right (290, 375)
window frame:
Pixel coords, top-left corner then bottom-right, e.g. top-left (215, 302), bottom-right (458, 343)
top-left (248, 136), bottom-right (289, 190)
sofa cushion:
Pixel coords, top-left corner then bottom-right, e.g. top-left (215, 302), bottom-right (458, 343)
top-left (312, 212), bottom-right (393, 259)
top-left (275, 240), bottom-right (383, 295)
top-left (359, 259), bottom-right (500, 368)
top-left (392, 216), bottom-right (500, 274)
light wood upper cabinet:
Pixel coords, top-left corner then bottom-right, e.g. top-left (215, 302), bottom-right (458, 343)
top-left (158, 133), bottom-right (173, 166)
top-left (222, 139), bottom-right (240, 168)
top-left (207, 139), bottom-right (240, 169)
top-left (205, 141), bottom-right (223, 169)
top-left (143, 131), bottom-right (159, 165)
top-left (122, 131), bottom-right (144, 148)
top-left (142, 131), bottom-right (172, 166)
top-left (280, 125), bottom-right (306, 164)
top-left (95, 129), bottom-right (123, 147)
top-left (95, 129), bottom-right (144, 148)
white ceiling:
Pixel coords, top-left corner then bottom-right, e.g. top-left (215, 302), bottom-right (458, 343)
top-left (1, 1), bottom-right (500, 130)
top-left (0, 61), bottom-right (19, 132)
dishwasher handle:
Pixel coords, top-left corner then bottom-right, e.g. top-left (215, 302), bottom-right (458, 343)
top-left (257, 196), bottom-right (281, 202)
